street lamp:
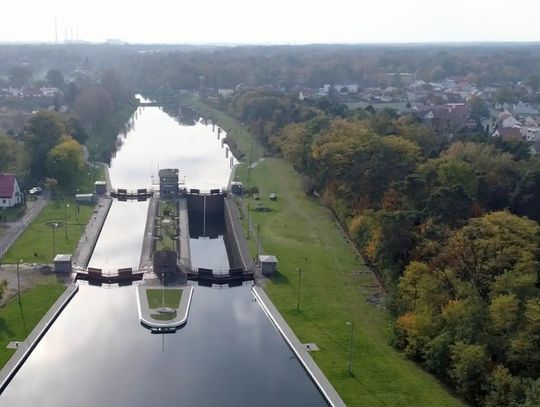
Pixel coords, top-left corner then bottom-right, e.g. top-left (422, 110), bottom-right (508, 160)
top-left (296, 267), bottom-right (302, 311)
top-left (52, 222), bottom-right (58, 258)
top-left (64, 204), bottom-right (70, 239)
top-left (16, 259), bottom-right (23, 303)
top-left (346, 321), bottom-right (354, 376)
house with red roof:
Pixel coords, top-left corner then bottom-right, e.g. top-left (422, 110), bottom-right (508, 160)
top-left (0, 174), bottom-right (22, 208)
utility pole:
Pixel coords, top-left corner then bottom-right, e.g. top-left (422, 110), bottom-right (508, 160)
top-left (256, 224), bottom-right (260, 260)
top-left (16, 259), bottom-right (22, 303)
top-left (296, 267), bottom-right (302, 311)
top-left (246, 202), bottom-right (250, 239)
top-left (346, 321), bottom-right (354, 376)
top-left (64, 204), bottom-right (70, 239)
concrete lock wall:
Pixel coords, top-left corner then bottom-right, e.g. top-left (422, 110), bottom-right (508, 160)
top-left (186, 193), bottom-right (225, 215)
top-left (223, 197), bottom-right (249, 271)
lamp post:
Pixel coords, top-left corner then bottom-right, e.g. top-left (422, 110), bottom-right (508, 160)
top-left (52, 222), bottom-right (58, 258)
top-left (346, 321), bottom-right (354, 376)
top-left (296, 267), bottom-right (302, 311)
top-left (64, 203), bottom-right (70, 239)
top-left (16, 259), bottom-right (22, 303)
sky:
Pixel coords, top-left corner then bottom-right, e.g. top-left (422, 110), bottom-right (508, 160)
top-left (2, 0), bottom-right (540, 45)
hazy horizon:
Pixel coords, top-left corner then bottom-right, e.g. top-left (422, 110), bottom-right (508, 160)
top-left (2, 0), bottom-right (540, 45)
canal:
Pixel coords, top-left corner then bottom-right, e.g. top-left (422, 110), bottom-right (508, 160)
top-left (0, 101), bottom-right (327, 406)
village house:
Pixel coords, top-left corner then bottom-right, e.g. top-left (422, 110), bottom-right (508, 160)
top-left (0, 174), bottom-right (22, 209)
top-left (512, 101), bottom-right (540, 117)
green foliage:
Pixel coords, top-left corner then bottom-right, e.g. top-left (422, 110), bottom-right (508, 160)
top-left (46, 137), bottom-right (85, 188)
top-left (0, 132), bottom-right (29, 175)
top-left (45, 69), bottom-right (64, 88)
top-left (450, 342), bottom-right (488, 402)
top-left (74, 87), bottom-right (114, 130)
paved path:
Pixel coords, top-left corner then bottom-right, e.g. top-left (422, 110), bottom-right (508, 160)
top-left (71, 197), bottom-right (112, 269)
top-left (140, 197), bottom-right (157, 277)
top-left (0, 284), bottom-right (78, 392)
top-left (0, 191), bottom-right (50, 261)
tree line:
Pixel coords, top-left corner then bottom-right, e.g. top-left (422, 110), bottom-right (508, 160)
top-left (213, 89), bottom-right (540, 406)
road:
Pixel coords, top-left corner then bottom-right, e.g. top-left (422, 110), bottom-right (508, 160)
top-left (0, 191), bottom-right (50, 262)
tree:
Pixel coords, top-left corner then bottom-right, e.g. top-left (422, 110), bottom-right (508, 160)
top-left (45, 69), bottom-right (64, 88)
top-left (24, 111), bottom-right (69, 179)
top-left (100, 68), bottom-right (130, 104)
top-left (450, 342), bottom-right (488, 402)
top-left (0, 132), bottom-right (28, 174)
top-left (468, 96), bottom-right (489, 121)
top-left (0, 279), bottom-right (7, 303)
top-left (511, 160), bottom-right (540, 222)
top-left (74, 87), bottom-right (114, 130)
top-left (8, 65), bottom-right (32, 87)
top-left (46, 137), bottom-right (85, 187)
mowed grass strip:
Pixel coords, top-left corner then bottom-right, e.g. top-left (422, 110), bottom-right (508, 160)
top-left (235, 159), bottom-right (462, 407)
top-left (0, 277), bottom-right (66, 368)
top-left (3, 198), bottom-right (94, 264)
top-left (146, 289), bottom-right (182, 309)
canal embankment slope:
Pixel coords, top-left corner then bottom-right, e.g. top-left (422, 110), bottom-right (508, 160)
top-left (0, 284), bottom-right (78, 392)
top-left (188, 98), bottom-right (463, 407)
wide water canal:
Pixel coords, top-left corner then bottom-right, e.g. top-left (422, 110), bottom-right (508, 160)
top-left (0, 102), bottom-right (327, 406)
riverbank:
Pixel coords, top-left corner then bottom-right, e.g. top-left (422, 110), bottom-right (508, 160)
top-left (0, 284), bottom-right (77, 391)
top-left (190, 98), bottom-right (462, 406)
top-left (87, 100), bottom-right (138, 163)
top-left (0, 278), bottom-right (70, 369)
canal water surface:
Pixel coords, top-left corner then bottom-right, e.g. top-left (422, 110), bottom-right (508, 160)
top-left (0, 102), bottom-right (327, 406)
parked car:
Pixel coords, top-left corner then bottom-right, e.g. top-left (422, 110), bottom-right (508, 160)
top-left (29, 187), bottom-right (42, 195)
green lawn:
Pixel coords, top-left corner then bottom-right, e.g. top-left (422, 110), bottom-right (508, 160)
top-left (146, 289), bottom-right (182, 309)
top-left (0, 278), bottom-right (66, 368)
top-left (236, 159), bottom-right (462, 406)
top-left (2, 197), bottom-right (94, 264)
top-left (167, 97), bottom-right (462, 405)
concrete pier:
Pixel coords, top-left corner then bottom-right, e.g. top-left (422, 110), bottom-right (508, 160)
top-left (177, 197), bottom-right (191, 272)
top-left (72, 197), bottom-right (113, 269)
top-left (140, 198), bottom-right (158, 280)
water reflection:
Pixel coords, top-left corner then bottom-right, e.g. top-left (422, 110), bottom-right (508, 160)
top-left (0, 104), bottom-right (327, 406)
top-left (0, 286), bottom-right (326, 407)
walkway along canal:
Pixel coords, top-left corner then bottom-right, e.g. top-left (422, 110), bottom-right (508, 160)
top-left (0, 99), bottom-right (338, 406)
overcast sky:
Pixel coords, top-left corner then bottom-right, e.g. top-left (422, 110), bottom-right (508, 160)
top-left (2, 0), bottom-right (540, 44)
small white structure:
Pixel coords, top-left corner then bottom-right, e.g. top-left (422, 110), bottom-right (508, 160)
top-left (54, 254), bottom-right (72, 273)
top-left (0, 174), bottom-right (22, 208)
top-left (258, 255), bottom-right (278, 276)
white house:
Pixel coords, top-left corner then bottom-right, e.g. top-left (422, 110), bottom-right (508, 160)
top-left (501, 116), bottom-right (521, 129)
top-left (0, 174), bottom-right (22, 208)
top-left (521, 127), bottom-right (540, 142)
top-left (512, 101), bottom-right (540, 116)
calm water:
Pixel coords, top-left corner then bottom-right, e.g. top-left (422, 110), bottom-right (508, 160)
top-left (0, 102), bottom-right (327, 406)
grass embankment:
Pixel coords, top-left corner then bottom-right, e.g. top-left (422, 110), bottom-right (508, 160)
top-left (0, 277), bottom-right (66, 367)
top-left (195, 99), bottom-right (462, 406)
top-left (146, 289), bottom-right (182, 309)
top-left (2, 197), bottom-right (94, 264)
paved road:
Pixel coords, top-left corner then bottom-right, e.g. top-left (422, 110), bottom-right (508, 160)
top-left (0, 191), bottom-right (51, 261)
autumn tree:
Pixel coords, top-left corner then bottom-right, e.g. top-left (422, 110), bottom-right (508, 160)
top-left (45, 137), bottom-right (85, 187)
top-left (74, 86), bottom-right (114, 130)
